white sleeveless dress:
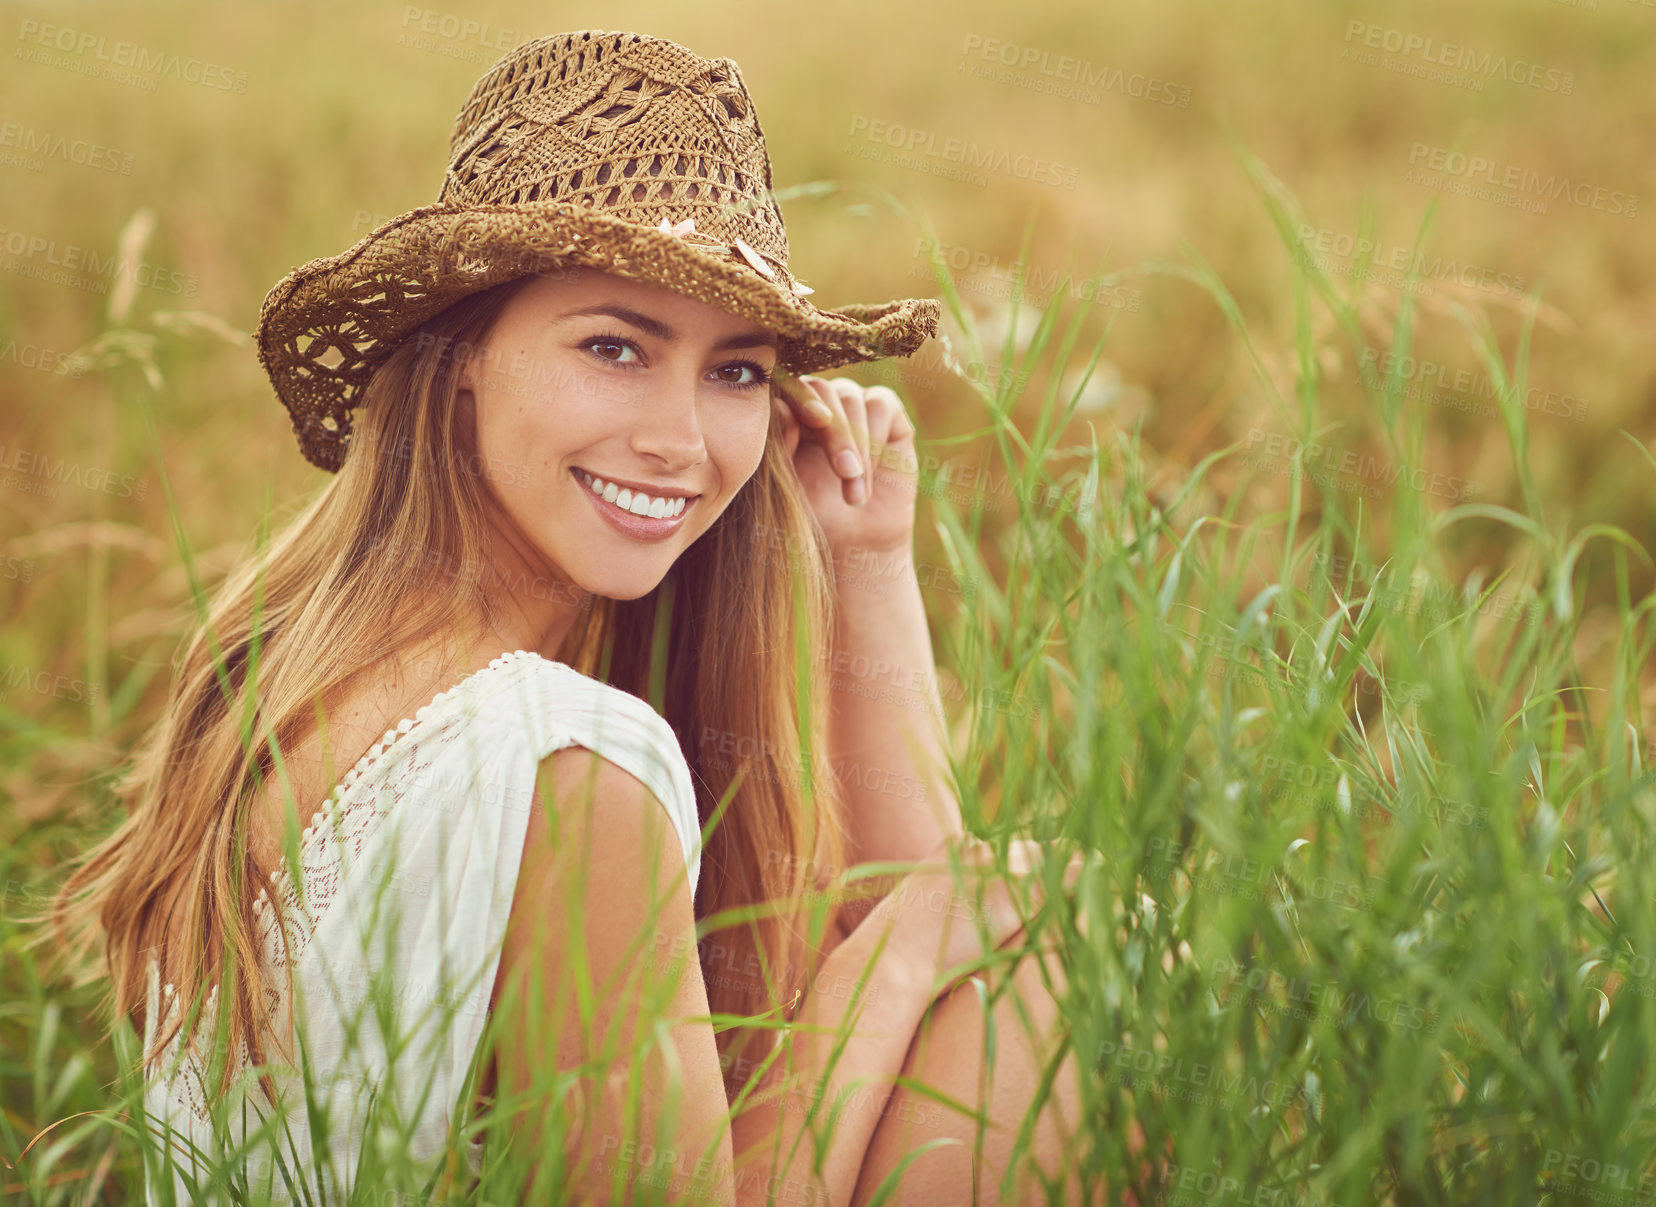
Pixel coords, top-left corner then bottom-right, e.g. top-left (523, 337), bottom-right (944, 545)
top-left (138, 649), bottom-right (703, 1205)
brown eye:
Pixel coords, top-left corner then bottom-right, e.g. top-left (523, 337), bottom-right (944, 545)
top-left (714, 360), bottom-right (774, 391)
top-left (583, 334), bottom-right (641, 366)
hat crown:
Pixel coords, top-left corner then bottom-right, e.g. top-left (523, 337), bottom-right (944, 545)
top-left (256, 28), bottom-right (941, 475)
top-left (440, 30), bottom-right (789, 273)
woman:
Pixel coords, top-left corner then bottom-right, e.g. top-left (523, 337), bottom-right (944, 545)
top-left (46, 28), bottom-right (1098, 1205)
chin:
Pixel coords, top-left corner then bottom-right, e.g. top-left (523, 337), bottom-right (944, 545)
top-left (575, 563), bottom-right (673, 603)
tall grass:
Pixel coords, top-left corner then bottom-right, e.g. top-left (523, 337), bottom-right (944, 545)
top-left (5, 140), bottom-right (1656, 1204)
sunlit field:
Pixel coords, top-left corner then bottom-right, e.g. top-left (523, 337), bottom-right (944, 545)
top-left (5, 1), bottom-right (1656, 1203)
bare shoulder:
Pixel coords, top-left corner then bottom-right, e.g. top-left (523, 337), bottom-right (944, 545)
top-left (245, 656), bottom-right (458, 861)
top-left (517, 744), bottom-right (696, 911)
top-left (480, 743), bottom-right (723, 1181)
top-left (484, 745), bottom-right (700, 1049)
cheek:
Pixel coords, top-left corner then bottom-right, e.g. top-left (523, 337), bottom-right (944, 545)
top-left (467, 400), bottom-right (522, 486)
top-left (740, 407), bottom-right (775, 479)
top-left (468, 358), bottom-right (585, 474)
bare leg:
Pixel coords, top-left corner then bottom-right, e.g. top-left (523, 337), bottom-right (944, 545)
top-left (848, 932), bottom-right (1109, 1206)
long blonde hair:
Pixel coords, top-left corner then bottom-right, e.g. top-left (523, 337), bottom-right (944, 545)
top-left (38, 273), bottom-right (849, 1106)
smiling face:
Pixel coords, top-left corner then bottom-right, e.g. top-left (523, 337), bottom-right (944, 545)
top-left (456, 267), bottom-right (779, 628)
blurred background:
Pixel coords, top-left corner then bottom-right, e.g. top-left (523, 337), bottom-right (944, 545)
top-left (4, 1), bottom-right (1652, 711)
top-left (2, 0), bottom-right (1654, 1190)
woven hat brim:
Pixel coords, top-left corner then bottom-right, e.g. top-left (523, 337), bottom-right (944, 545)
top-left (255, 201), bottom-right (942, 472)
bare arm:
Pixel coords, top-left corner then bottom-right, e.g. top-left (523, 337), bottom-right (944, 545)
top-left (725, 899), bottom-right (938, 1207)
top-left (489, 746), bottom-right (932, 1205)
top-left (489, 747), bottom-right (735, 1203)
top-left (726, 834), bottom-right (1072, 1207)
top-left (826, 555), bottom-right (965, 929)
top-left (490, 749), bottom-right (1042, 1205)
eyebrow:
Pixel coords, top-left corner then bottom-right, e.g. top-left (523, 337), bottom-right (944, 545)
top-left (557, 302), bottom-right (778, 352)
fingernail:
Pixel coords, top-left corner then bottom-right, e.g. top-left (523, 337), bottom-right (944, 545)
top-left (834, 449), bottom-right (863, 477)
top-left (848, 476), bottom-right (868, 505)
top-left (806, 397), bottom-right (833, 421)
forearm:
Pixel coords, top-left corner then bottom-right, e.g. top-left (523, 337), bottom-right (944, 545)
top-left (725, 911), bottom-right (935, 1207)
top-left (825, 555), bottom-right (964, 880)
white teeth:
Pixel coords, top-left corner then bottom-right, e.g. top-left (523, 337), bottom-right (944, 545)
top-left (578, 470), bottom-right (688, 519)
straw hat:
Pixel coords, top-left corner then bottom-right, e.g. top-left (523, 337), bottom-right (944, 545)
top-left (255, 28), bottom-right (942, 472)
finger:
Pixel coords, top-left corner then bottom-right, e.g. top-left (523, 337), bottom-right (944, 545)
top-left (769, 384), bottom-right (802, 460)
top-left (775, 368), bottom-right (836, 427)
top-left (867, 386), bottom-right (920, 481)
top-left (828, 378), bottom-right (872, 505)
top-left (795, 375), bottom-right (868, 493)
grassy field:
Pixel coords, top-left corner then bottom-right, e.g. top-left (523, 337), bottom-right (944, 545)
top-left (4, 0), bottom-right (1656, 1202)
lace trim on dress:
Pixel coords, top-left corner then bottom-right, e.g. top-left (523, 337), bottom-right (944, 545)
top-left (266, 651), bottom-right (539, 893)
top-left (252, 651), bottom-right (540, 955)
top-left (145, 649), bottom-right (545, 1122)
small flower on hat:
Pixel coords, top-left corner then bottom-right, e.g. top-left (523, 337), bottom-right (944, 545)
top-left (731, 237), bottom-right (777, 280)
top-left (658, 216), bottom-right (698, 238)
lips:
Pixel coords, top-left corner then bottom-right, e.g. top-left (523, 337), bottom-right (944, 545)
top-left (573, 466), bottom-right (699, 516)
top-left (570, 467), bottom-right (699, 541)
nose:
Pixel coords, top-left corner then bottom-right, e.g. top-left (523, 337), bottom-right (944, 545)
top-left (629, 366), bottom-right (709, 471)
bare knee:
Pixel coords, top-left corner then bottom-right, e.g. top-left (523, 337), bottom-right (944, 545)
top-left (849, 932), bottom-right (1088, 1205)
